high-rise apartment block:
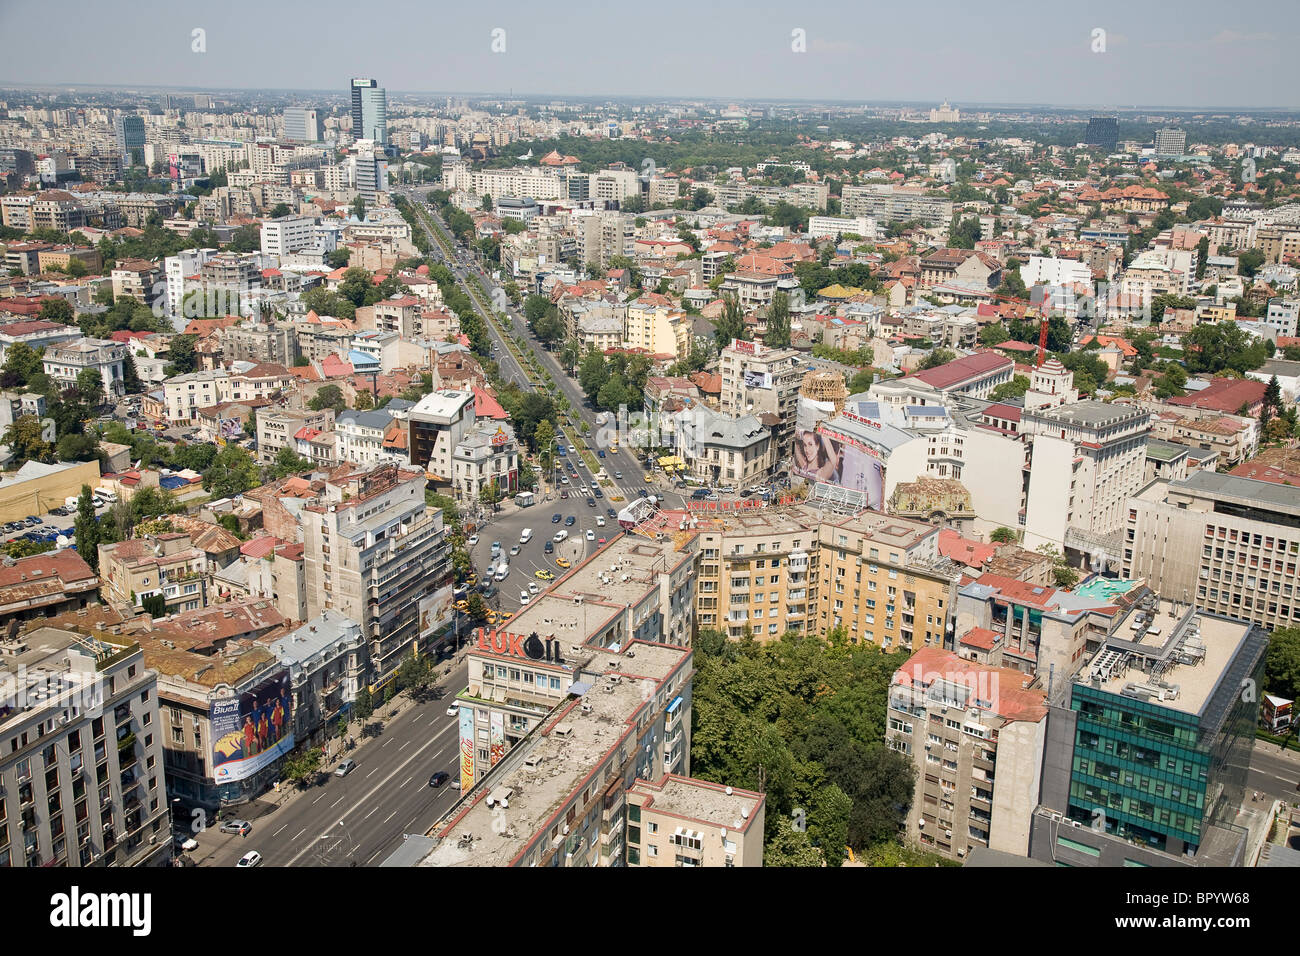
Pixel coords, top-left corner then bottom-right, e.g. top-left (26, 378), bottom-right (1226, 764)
top-left (0, 628), bottom-right (169, 868)
top-left (1123, 471), bottom-right (1300, 632)
top-left (283, 107), bottom-right (325, 143)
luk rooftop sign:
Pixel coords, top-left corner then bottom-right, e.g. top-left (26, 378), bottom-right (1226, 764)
top-left (477, 628), bottom-right (566, 664)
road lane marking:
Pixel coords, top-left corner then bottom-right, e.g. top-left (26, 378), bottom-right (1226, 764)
top-left (273, 824), bottom-right (287, 837)
top-left (285, 718), bottom-right (461, 867)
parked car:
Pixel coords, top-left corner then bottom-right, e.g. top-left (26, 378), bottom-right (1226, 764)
top-left (220, 819), bottom-right (252, 836)
top-left (174, 833), bottom-right (199, 852)
top-left (334, 759), bottom-right (357, 777)
top-left (237, 851), bottom-right (263, 868)
top-left (467, 535), bottom-right (479, 546)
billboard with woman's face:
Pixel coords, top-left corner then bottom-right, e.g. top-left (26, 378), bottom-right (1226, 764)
top-left (792, 426), bottom-right (885, 510)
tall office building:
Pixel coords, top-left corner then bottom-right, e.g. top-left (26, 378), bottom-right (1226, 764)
top-left (1028, 597), bottom-right (1266, 866)
top-left (1123, 471), bottom-right (1300, 633)
top-left (283, 107), bottom-right (324, 143)
top-left (1154, 128), bottom-right (1187, 157)
top-left (114, 114), bottom-right (145, 166)
top-left (352, 141), bottom-right (388, 203)
top-left (1084, 117), bottom-right (1118, 153)
top-left (350, 77), bottom-right (387, 146)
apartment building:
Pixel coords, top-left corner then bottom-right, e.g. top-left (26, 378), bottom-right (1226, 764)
top-left (300, 462), bottom-right (452, 688)
top-left (841, 184), bottom-right (953, 226)
top-left (335, 409), bottom-right (404, 468)
top-left (256, 407), bottom-right (335, 464)
top-left (951, 573), bottom-right (1140, 688)
top-left (260, 216), bottom-right (318, 259)
top-left (110, 259), bottom-right (163, 307)
top-left (419, 639), bottom-right (697, 868)
top-left (42, 338), bottom-right (129, 401)
top-left (624, 296), bottom-right (692, 360)
top-left (816, 510), bottom-right (961, 653)
top-left (1121, 249), bottom-right (1194, 299)
top-left (918, 249), bottom-right (1002, 290)
top-left (407, 390), bottom-right (475, 484)
top-left (1020, 400), bottom-right (1150, 554)
top-left (886, 646), bottom-right (1048, 860)
top-left (164, 248), bottom-right (219, 320)
top-left (98, 533), bottom-right (209, 616)
top-left (1123, 471), bottom-right (1300, 633)
top-left (0, 628), bottom-right (169, 868)
top-left (1029, 599), bottom-right (1266, 866)
top-left (1255, 228), bottom-right (1300, 266)
top-left (283, 107), bottom-right (324, 143)
top-left (575, 211), bottom-right (634, 270)
top-left (29, 192), bottom-right (87, 232)
top-left (718, 338), bottom-right (805, 453)
top-left (717, 253), bottom-right (797, 311)
top-left (440, 162), bottom-right (565, 201)
top-left (222, 322), bottom-right (298, 367)
top-left (1148, 409), bottom-right (1257, 467)
top-left (693, 503), bottom-right (824, 638)
top-left (626, 775), bottom-right (765, 867)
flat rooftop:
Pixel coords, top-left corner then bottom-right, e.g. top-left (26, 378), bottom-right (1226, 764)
top-left (419, 641), bottom-right (690, 867)
top-left (627, 775), bottom-right (763, 833)
top-left (1081, 599), bottom-right (1255, 718)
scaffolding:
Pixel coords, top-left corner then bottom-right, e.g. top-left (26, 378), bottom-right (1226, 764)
top-left (799, 369), bottom-right (849, 414)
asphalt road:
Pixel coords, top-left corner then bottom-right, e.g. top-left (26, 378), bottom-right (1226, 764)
top-left (1246, 739), bottom-right (1300, 804)
top-left (192, 657), bottom-right (470, 868)
top-left (405, 190), bottom-right (654, 490)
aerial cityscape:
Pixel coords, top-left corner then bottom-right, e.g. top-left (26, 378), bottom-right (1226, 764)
top-left (1, 3), bottom-right (1299, 906)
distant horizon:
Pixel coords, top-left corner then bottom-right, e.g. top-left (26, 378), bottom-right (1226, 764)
top-left (1, 0), bottom-right (1296, 111)
top-left (2, 81), bottom-right (1296, 118)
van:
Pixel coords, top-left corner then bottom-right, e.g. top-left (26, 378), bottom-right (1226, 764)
top-left (520, 528), bottom-right (533, 544)
top-left (494, 563), bottom-right (509, 581)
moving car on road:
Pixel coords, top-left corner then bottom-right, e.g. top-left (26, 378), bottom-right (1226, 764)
top-left (428, 772), bottom-right (450, 788)
top-left (237, 851), bottom-right (263, 868)
top-left (335, 759), bottom-right (357, 777)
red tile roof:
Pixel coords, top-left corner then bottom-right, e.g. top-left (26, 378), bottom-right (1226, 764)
top-left (1167, 377), bottom-right (1265, 413)
top-left (907, 351), bottom-right (1013, 390)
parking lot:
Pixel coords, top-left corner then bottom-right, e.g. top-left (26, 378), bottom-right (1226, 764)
top-left (1, 497), bottom-right (113, 547)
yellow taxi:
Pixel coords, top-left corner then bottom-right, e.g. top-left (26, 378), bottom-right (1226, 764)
top-left (466, 573), bottom-right (479, 587)
top-left (556, 557), bottom-right (571, 569)
top-left (499, 611), bottom-right (514, 622)
top-left (454, 599), bottom-right (470, 613)
top-left (534, 569), bottom-right (555, 581)
top-left (485, 610), bottom-right (499, 625)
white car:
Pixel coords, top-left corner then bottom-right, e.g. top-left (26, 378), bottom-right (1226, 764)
top-left (519, 592), bottom-right (531, 606)
top-left (585, 530), bottom-right (595, 541)
top-left (510, 545), bottom-right (520, 556)
top-left (554, 530), bottom-right (568, 542)
top-left (237, 851), bottom-right (263, 868)
top-left (528, 582), bottom-right (539, 594)
top-left (596, 516), bottom-right (606, 527)
top-left (446, 703), bottom-right (459, 717)
top-left (467, 535), bottom-right (479, 546)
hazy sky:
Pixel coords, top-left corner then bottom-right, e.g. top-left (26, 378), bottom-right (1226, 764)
top-left (2, 0), bottom-right (1296, 109)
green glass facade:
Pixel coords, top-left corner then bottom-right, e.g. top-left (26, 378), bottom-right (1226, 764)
top-left (1064, 633), bottom-right (1265, 855)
